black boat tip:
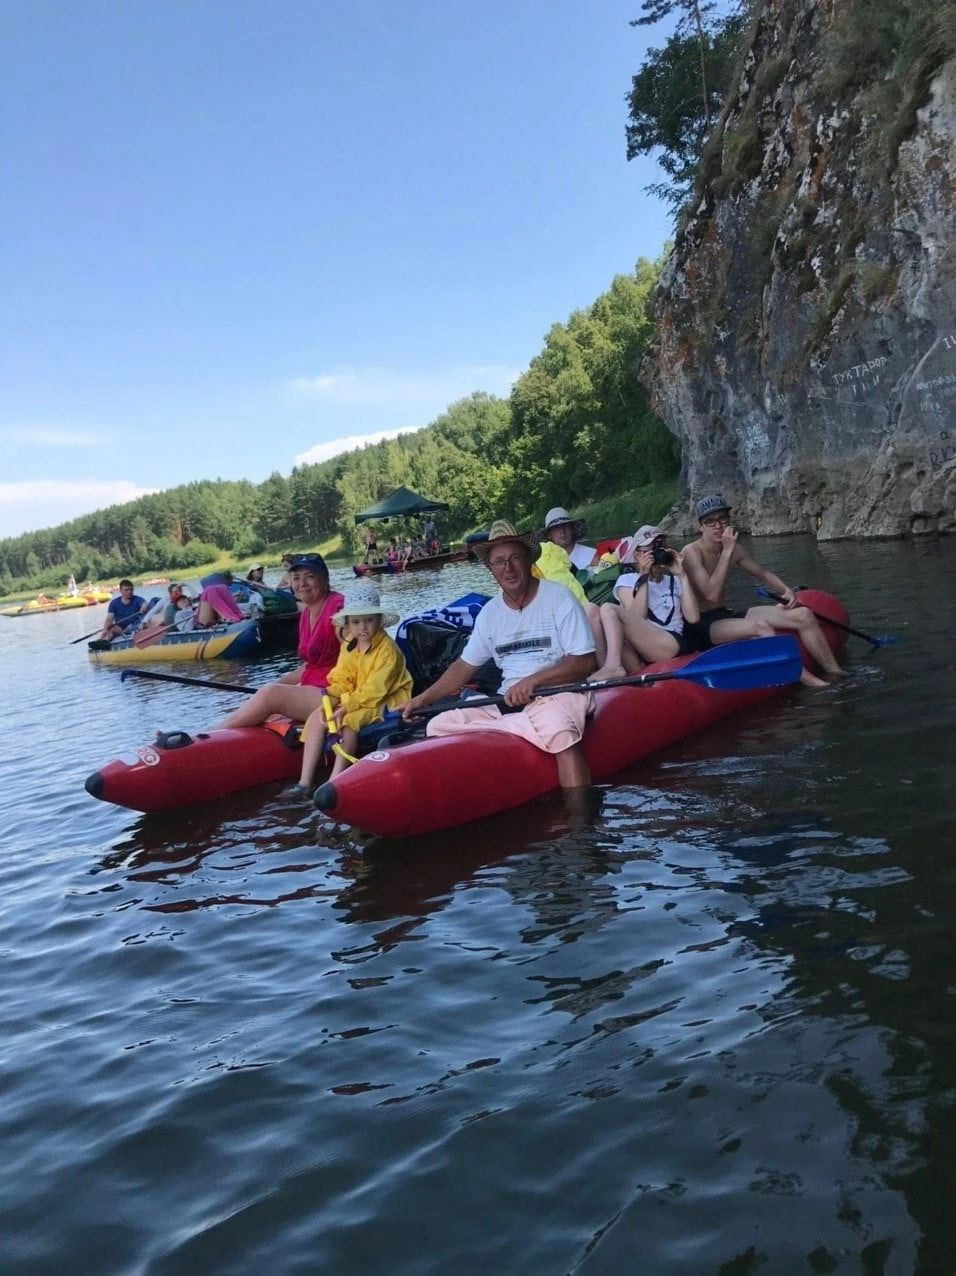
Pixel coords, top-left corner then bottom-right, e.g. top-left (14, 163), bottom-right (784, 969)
top-left (313, 781), bottom-right (337, 812)
top-left (85, 771), bottom-right (104, 800)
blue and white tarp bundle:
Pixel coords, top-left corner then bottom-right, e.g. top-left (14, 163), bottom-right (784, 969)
top-left (394, 592), bottom-right (492, 694)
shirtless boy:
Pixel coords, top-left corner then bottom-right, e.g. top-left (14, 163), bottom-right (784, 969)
top-left (682, 494), bottom-right (844, 687)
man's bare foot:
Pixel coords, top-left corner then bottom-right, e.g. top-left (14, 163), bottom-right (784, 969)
top-left (799, 668), bottom-right (829, 688)
top-left (589, 663), bottom-right (626, 683)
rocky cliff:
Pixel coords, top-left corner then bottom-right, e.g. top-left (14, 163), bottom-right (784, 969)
top-left (651, 0), bottom-right (954, 538)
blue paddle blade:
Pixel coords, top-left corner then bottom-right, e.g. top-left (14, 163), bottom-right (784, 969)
top-left (676, 636), bottom-right (804, 691)
top-left (869, 635), bottom-right (899, 648)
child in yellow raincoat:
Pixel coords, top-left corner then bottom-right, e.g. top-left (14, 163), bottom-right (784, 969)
top-left (533, 539), bottom-right (633, 680)
top-left (295, 584), bottom-right (413, 791)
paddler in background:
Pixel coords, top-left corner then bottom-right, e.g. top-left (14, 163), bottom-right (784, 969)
top-left (401, 519), bottom-right (596, 800)
top-left (540, 506), bottom-right (598, 572)
top-left (682, 494), bottom-right (844, 686)
top-left (99, 579), bottom-right (150, 639)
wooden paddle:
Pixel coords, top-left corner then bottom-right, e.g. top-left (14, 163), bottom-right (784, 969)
top-left (401, 636), bottom-right (804, 721)
top-left (754, 586), bottom-right (898, 647)
top-left (119, 668), bottom-right (259, 694)
top-left (131, 622), bottom-right (178, 648)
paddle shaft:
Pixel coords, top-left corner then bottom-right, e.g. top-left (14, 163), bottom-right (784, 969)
top-left (404, 637), bottom-right (801, 720)
top-left (410, 671), bottom-right (752, 716)
top-left (756, 587), bottom-right (887, 645)
top-left (119, 668), bottom-right (259, 694)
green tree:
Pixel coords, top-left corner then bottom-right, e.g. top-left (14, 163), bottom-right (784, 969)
top-left (255, 472), bottom-right (293, 544)
top-left (626, 3), bottom-right (744, 206)
top-left (504, 260), bottom-right (678, 523)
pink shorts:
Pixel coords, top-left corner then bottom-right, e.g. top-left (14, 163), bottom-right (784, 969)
top-left (426, 692), bottom-right (592, 754)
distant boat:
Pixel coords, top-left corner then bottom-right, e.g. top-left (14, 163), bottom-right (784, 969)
top-left (1, 590), bottom-right (112, 618)
top-left (353, 548), bottom-right (469, 577)
top-left (87, 618), bottom-right (262, 665)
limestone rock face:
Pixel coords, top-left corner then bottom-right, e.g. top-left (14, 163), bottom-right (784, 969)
top-left (652, 0), bottom-right (955, 539)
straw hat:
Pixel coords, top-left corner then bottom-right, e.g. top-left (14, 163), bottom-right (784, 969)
top-left (470, 519), bottom-right (542, 565)
top-left (332, 582), bottom-right (399, 629)
top-left (538, 506), bottom-right (587, 539)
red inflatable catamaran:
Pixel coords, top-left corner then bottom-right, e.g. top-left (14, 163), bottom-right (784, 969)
top-left (86, 589), bottom-right (849, 828)
top-left (310, 589), bottom-right (848, 838)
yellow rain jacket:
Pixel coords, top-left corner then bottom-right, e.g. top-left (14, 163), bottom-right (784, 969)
top-left (532, 540), bottom-right (589, 607)
top-left (325, 628), bottom-right (414, 732)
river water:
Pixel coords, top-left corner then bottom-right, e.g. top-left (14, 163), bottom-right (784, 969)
top-left (2, 536), bottom-right (954, 1274)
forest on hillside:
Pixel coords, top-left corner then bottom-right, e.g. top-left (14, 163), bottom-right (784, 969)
top-left (2, 260), bottom-right (677, 593)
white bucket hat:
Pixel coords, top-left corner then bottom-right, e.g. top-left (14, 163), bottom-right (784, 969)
top-left (539, 506), bottom-right (587, 539)
top-left (332, 582), bottom-right (399, 630)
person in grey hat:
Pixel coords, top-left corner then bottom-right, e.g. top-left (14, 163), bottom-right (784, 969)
top-left (682, 496), bottom-right (844, 686)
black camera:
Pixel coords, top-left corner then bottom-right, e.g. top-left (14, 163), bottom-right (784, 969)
top-left (652, 537), bottom-right (675, 567)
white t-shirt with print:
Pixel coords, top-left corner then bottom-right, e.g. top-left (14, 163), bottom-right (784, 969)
top-left (461, 579), bottom-right (595, 693)
top-left (614, 572), bottom-right (685, 635)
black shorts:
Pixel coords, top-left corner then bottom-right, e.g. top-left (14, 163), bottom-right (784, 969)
top-left (676, 623), bottom-right (709, 654)
top-left (692, 606), bottom-right (748, 650)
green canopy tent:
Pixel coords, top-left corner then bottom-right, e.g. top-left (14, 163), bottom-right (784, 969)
top-left (354, 487), bottom-right (450, 525)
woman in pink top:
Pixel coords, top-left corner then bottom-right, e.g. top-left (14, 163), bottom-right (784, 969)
top-left (213, 554), bottom-right (345, 730)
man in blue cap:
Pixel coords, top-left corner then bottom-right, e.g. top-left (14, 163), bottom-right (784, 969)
top-left (681, 495), bottom-right (844, 686)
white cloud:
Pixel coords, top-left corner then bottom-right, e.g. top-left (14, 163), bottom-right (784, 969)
top-left (0, 479), bottom-right (158, 538)
top-left (289, 364), bottom-right (520, 407)
top-left (0, 424), bottom-right (110, 448)
top-left (294, 426), bottom-right (423, 468)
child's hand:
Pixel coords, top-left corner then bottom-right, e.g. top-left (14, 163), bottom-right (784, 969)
top-left (332, 704), bottom-right (347, 728)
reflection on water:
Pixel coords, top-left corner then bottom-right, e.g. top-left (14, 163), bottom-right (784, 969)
top-left (1, 540), bottom-right (955, 1272)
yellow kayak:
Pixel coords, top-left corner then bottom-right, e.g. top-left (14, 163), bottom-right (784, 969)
top-left (1, 590), bottom-right (112, 617)
top-left (87, 618), bottom-right (261, 664)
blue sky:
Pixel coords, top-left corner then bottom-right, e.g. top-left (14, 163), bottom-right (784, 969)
top-left (1, 0), bottom-right (673, 537)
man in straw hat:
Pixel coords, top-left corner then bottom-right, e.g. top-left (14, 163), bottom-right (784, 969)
top-left (682, 494), bottom-right (844, 686)
top-left (401, 519), bottom-right (597, 794)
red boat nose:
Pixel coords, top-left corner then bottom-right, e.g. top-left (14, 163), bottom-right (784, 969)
top-left (85, 771), bottom-right (104, 800)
